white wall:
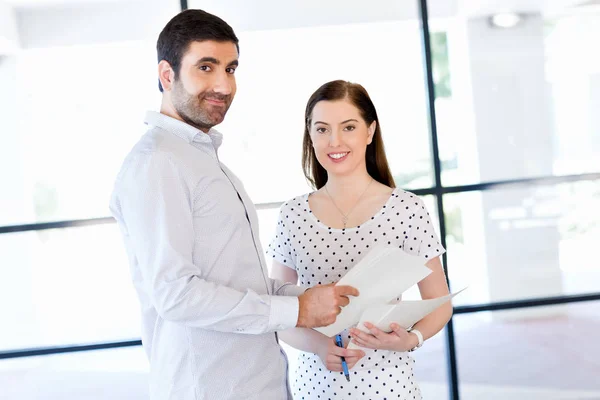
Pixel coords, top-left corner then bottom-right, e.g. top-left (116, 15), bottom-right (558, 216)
top-left (0, 1), bottom-right (19, 53)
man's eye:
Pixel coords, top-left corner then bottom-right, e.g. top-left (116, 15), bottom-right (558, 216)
top-left (199, 65), bottom-right (211, 71)
top-left (226, 67), bottom-right (237, 74)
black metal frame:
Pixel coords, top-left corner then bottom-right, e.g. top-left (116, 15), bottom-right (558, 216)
top-left (179, 0), bottom-right (188, 12)
top-left (1, 1), bottom-right (599, 399)
top-left (0, 340), bottom-right (141, 360)
top-left (417, 1), bottom-right (460, 398)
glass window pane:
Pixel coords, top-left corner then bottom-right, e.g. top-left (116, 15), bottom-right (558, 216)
top-left (444, 180), bottom-right (600, 306)
top-left (0, 224), bottom-right (139, 351)
top-left (0, 1), bottom-right (180, 227)
top-left (435, 8), bottom-right (600, 186)
top-left (454, 303), bottom-right (600, 398)
top-left (191, 2), bottom-right (434, 204)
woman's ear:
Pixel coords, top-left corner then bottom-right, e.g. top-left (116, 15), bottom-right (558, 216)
top-left (367, 121), bottom-right (377, 145)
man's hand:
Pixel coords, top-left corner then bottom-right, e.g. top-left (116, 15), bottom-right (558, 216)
top-left (296, 284), bottom-right (359, 328)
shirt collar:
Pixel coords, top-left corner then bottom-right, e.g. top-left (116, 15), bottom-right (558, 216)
top-left (144, 111), bottom-right (223, 151)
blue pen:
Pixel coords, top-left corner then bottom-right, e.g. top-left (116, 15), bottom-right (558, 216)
top-left (335, 334), bottom-right (350, 382)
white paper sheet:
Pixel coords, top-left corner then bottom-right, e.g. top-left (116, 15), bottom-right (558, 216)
top-left (314, 245), bottom-right (432, 337)
top-left (347, 288), bottom-right (466, 350)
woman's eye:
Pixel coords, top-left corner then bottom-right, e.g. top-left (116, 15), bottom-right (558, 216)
top-left (344, 125), bottom-right (356, 131)
top-left (316, 127), bottom-right (327, 134)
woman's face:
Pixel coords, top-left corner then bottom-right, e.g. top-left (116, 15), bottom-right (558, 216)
top-left (309, 99), bottom-right (376, 179)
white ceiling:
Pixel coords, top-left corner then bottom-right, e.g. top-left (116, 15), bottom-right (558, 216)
top-left (4, 0), bottom-right (132, 7)
top-left (456, 0), bottom-right (600, 17)
top-left (3, 0), bottom-right (598, 33)
top-left (185, 0), bottom-right (598, 32)
top-left (4, 0), bottom-right (590, 15)
top-left (3, 0), bottom-right (597, 52)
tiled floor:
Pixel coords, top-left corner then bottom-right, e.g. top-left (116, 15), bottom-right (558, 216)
top-left (0, 347), bottom-right (148, 400)
top-left (415, 305), bottom-right (600, 393)
top-left (421, 383), bottom-right (600, 400)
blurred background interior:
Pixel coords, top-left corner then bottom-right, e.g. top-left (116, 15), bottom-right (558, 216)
top-left (1, 0), bottom-right (599, 399)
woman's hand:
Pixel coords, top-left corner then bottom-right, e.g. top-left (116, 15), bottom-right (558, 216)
top-left (349, 322), bottom-right (418, 352)
top-left (316, 337), bottom-right (366, 372)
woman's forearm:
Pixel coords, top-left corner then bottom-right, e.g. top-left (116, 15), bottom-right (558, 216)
top-left (411, 302), bottom-right (453, 342)
top-left (278, 327), bottom-right (330, 355)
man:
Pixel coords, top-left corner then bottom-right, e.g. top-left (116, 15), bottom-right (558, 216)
top-left (109, 9), bottom-right (361, 400)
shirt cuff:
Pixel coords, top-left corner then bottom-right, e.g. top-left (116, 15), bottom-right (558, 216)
top-left (268, 295), bottom-right (300, 331)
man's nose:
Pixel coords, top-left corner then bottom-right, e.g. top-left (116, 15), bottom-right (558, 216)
top-left (211, 71), bottom-right (233, 95)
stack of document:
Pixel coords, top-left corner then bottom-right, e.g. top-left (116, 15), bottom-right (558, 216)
top-left (314, 245), bottom-right (464, 348)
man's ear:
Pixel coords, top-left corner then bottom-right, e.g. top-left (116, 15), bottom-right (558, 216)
top-left (158, 60), bottom-right (175, 92)
top-left (367, 121), bottom-right (377, 144)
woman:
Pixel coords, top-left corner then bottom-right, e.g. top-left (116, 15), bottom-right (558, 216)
top-left (267, 80), bottom-right (452, 399)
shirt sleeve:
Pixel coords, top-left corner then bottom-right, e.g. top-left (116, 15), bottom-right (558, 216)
top-left (265, 205), bottom-right (297, 270)
top-left (402, 197), bottom-right (446, 260)
top-left (113, 151), bottom-right (299, 333)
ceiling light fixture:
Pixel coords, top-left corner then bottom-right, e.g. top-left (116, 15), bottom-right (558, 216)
top-left (489, 12), bottom-right (523, 28)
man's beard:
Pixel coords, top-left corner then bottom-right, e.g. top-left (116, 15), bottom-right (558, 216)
top-left (172, 80), bottom-right (232, 131)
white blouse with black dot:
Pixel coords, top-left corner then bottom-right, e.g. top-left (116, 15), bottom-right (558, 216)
top-left (267, 188), bottom-right (446, 400)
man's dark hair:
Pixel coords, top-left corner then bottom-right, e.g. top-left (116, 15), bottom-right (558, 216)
top-left (156, 9), bottom-right (239, 92)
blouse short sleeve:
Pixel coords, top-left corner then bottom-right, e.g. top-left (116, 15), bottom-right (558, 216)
top-left (266, 204), bottom-right (297, 270)
top-left (402, 197), bottom-right (446, 260)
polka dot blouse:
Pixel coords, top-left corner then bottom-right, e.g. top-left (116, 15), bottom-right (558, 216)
top-left (267, 188), bottom-right (445, 400)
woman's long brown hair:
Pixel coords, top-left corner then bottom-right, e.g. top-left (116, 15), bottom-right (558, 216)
top-left (302, 80), bottom-right (395, 190)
